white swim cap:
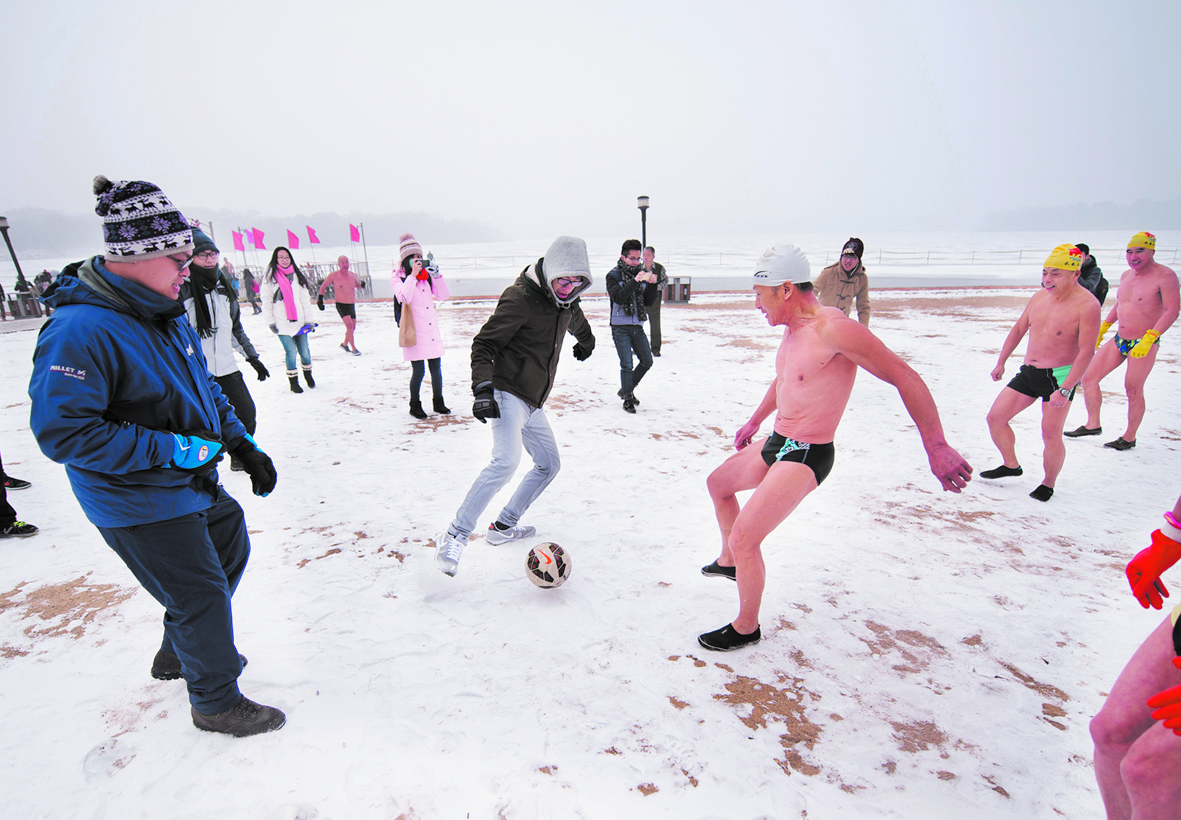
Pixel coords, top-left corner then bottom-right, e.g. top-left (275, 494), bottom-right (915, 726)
top-left (752, 244), bottom-right (811, 287)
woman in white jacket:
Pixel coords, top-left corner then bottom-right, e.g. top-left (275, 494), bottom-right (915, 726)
top-left (393, 233), bottom-right (450, 418)
top-left (261, 246), bottom-right (317, 393)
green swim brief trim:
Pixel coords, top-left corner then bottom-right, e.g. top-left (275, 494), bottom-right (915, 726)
top-left (1051, 364), bottom-right (1072, 383)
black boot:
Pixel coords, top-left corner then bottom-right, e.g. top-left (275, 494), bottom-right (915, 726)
top-left (302, 365), bottom-right (315, 389)
top-left (288, 372), bottom-right (303, 394)
top-left (409, 400), bottom-right (427, 420)
top-left (433, 396), bottom-right (452, 415)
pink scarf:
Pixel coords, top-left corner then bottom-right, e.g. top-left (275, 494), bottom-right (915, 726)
top-left (275, 265), bottom-right (299, 321)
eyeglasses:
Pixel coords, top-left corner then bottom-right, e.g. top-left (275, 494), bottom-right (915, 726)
top-left (624, 255), bottom-right (642, 263)
top-left (195, 250), bottom-right (220, 263)
top-left (553, 277), bottom-right (582, 287)
top-left (168, 253), bottom-right (194, 272)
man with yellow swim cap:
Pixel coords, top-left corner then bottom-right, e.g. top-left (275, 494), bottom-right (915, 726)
top-left (1066, 231), bottom-right (1180, 450)
top-left (983, 244), bottom-right (1100, 501)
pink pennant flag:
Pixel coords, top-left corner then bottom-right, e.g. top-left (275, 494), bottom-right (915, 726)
top-left (232, 231), bottom-right (245, 252)
top-left (307, 226), bottom-right (320, 244)
top-left (286, 229), bottom-right (300, 250)
top-left (252, 228), bottom-right (266, 250)
top-left (349, 224), bottom-right (361, 243)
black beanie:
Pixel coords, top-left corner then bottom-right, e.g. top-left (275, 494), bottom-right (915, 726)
top-left (841, 237), bottom-right (865, 258)
top-left (192, 228), bottom-right (219, 256)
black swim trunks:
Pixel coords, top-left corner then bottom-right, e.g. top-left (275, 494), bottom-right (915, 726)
top-left (760, 434), bottom-right (835, 485)
top-left (335, 302), bottom-right (356, 320)
top-left (1173, 606), bottom-right (1181, 657)
top-left (1006, 363), bottom-right (1075, 403)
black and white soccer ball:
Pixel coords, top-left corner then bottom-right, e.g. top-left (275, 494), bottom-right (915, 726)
top-left (526, 542), bottom-right (571, 588)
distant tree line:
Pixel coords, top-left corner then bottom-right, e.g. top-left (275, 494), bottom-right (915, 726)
top-left (983, 198), bottom-right (1181, 231)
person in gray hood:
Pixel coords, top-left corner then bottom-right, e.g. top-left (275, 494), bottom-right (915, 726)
top-left (435, 236), bottom-right (596, 577)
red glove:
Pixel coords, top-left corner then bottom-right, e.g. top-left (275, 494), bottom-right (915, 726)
top-left (416, 270), bottom-right (429, 281)
top-left (1127, 528), bottom-right (1181, 609)
top-left (1147, 658), bottom-right (1181, 736)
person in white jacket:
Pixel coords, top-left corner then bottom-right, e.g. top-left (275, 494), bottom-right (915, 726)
top-left (393, 233), bottom-right (450, 418)
top-left (261, 246), bottom-right (317, 393)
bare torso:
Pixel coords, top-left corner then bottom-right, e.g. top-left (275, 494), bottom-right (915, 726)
top-left (1023, 288), bottom-right (1094, 368)
top-left (1114, 262), bottom-right (1179, 338)
top-left (773, 307), bottom-right (858, 442)
top-left (321, 269), bottom-right (361, 304)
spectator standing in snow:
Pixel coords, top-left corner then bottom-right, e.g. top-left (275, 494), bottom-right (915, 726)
top-left (606, 239), bottom-right (660, 413)
top-left (28, 175), bottom-right (282, 736)
top-left (241, 266), bottom-right (262, 314)
top-left (643, 246), bottom-right (669, 356)
top-left (813, 237), bottom-right (871, 326)
top-left (261, 246), bottom-right (318, 394)
top-left (1074, 243), bottom-right (1110, 307)
top-left (394, 233), bottom-right (451, 419)
top-left (434, 236), bottom-right (595, 577)
top-left (317, 255), bottom-right (365, 356)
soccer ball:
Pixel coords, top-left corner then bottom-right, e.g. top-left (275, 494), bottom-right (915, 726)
top-left (526, 543), bottom-right (571, 588)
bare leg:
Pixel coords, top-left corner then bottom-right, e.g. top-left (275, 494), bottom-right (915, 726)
top-left (1040, 399), bottom-right (1071, 487)
top-left (1081, 342), bottom-right (1126, 429)
top-left (1091, 617), bottom-right (1181, 819)
top-left (706, 440), bottom-right (772, 568)
top-left (728, 462), bottom-right (817, 633)
top-left (1123, 346), bottom-right (1159, 442)
top-left (343, 315), bottom-right (357, 350)
top-left (986, 387), bottom-right (1037, 468)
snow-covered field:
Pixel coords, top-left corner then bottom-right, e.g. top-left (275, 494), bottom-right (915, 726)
top-left (1, 286), bottom-right (1178, 819)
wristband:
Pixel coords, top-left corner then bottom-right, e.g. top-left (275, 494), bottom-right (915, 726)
top-left (1164, 512), bottom-right (1181, 542)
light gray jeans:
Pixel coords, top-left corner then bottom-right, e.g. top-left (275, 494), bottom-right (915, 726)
top-left (449, 390), bottom-right (560, 539)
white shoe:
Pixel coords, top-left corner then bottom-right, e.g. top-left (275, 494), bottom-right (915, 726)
top-left (435, 531), bottom-right (467, 577)
top-left (485, 523), bottom-right (536, 545)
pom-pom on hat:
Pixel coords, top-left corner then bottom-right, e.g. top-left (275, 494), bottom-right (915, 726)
top-left (841, 237), bottom-right (865, 258)
top-left (92, 175), bottom-right (193, 261)
top-left (1044, 244), bottom-right (1083, 271)
top-left (1128, 231), bottom-right (1156, 250)
top-left (752, 244), bottom-right (811, 287)
top-left (399, 232), bottom-right (423, 263)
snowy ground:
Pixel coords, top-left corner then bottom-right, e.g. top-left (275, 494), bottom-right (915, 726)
top-left (1, 288), bottom-right (1178, 819)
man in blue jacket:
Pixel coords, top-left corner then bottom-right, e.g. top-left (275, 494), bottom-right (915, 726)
top-left (28, 176), bottom-right (283, 737)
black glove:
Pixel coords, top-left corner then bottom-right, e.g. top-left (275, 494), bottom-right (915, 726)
top-left (247, 357), bottom-right (269, 381)
top-left (573, 343), bottom-right (592, 361)
top-left (317, 293), bottom-right (325, 311)
top-left (269, 324), bottom-right (279, 335)
top-left (473, 388), bottom-right (500, 424)
top-left (229, 435), bottom-right (277, 497)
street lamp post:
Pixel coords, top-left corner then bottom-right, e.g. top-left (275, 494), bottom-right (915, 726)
top-left (0, 216), bottom-right (26, 282)
top-left (637, 196), bottom-right (649, 249)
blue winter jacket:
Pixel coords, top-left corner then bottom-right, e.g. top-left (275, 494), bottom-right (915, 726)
top-left (29, 257), bottom-right (248, 527)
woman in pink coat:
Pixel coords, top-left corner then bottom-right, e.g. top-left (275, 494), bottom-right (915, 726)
top-left (394, 232), bottom-right (451, 419)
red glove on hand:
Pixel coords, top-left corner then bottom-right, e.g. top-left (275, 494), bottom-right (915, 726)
top-left (1147, 658), bottom-right (1181, 736)
top-left (1127, 528), bottom-right (1181, 610)
top-left (416, 270), bottom-right (429, 281)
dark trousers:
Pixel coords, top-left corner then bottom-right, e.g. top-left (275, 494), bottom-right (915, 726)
top-left (245, 287), bottom-right (260, 311)
top-left (214, 371), bottom-right (257, 436)
top-left (97, 490), bottom-right (251, 714)
top-left (0, 451), bottom-right (14, 527)
top-left (648, 294), bottom-right (663, 354)
top-left (611, 324), bottom-right (654, 396)
top-left (410, 358), bottom-right (444, 401)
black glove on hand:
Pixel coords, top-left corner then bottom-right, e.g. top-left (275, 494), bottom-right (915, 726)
top-left (573, 343), bottom-right (592, 361)
top-left (269, 324), bottom-right (279, 335)
top-left (473, 389), bottom-right (500, 424)
top-left (317, 293), bottom-right (325, 311)
top-left (247, 357), bottom-right (269, 381)
top-left (229, 436), bottom-right (278, 497)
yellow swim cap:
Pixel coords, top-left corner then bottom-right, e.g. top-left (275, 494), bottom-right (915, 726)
top-left (1044, 244), bottom-right (1083, 271)
top-left (1128, 231), bottom-right (1156, 250)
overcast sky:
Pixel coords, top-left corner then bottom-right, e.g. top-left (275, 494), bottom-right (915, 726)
top-left (3, 0), bottom-right (1178, 239)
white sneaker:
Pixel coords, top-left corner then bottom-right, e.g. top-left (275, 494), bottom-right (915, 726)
top-left (485, 523), bottom-right (536, 545)
top-left (435, 531), bottom-right (467, 577)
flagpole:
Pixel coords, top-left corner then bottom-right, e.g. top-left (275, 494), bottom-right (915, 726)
top-left (360, 222), bottom-right (370, 283)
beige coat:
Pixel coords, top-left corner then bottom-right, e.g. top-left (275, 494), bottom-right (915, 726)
top-left (815, 261), bottom-right (870, 326)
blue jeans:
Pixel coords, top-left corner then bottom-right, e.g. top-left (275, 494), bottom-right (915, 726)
top-left (410, 358), bottom-right (443, 401)
top-left (611, 324), bottom-right (653, 395)
top-left (97, 490), bottom-right (250, 714)
top-left (278, 333), bottom-right (311, 372)
top-left (449, 391), bottom-right (560, 539)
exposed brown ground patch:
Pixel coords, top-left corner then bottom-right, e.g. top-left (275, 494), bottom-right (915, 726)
top-left (2, 575), bottom-right (136, 641)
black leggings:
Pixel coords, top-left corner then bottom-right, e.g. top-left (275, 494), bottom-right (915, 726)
top-left (410, 358), bottom-right (443, 401)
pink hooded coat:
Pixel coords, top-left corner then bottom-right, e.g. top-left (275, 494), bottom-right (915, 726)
top-left (395, 271), bottom-right (450, 361)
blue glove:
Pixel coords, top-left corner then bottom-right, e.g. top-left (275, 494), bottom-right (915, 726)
top-left (169, 430), bottom-right (224, 476)
top-left (296, 323), bottom-right (317, 336)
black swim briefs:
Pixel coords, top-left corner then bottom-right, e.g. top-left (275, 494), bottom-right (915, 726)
top-left (335, 302), bottom-right (357, 320)
top-left (1007, 364), bottom-right (1075, 403)
top-left (760, 434), bottom-right (835, 485)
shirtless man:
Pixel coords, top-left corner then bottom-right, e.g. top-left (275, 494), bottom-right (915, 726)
top-left (697, 244), bottom-right (973, 651)
top-left (981, 245), bottom-right (1101, 501)
top-left (317, 255), bottom-right (365, 355)
top-left (1091, 491), bottom-right (1181, 819)
top-left (1065, 232), bottom-right (1179, 451)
